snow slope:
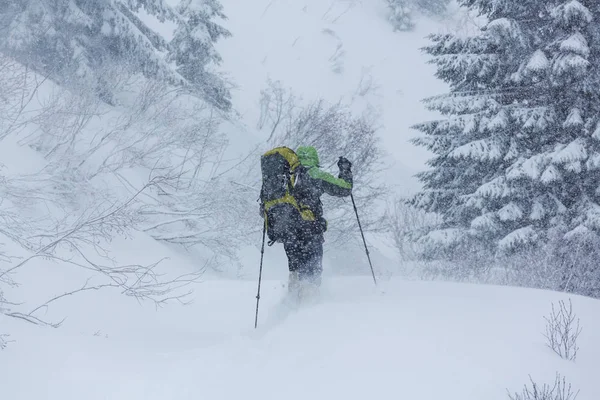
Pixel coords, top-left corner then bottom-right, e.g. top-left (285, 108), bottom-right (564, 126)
top-left (2, 275), bottom-right (599, 400)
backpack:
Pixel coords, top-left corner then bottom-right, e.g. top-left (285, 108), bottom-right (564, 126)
top-left (260, 147), bottom-right (315, 243)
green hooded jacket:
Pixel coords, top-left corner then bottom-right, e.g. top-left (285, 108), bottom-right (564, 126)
top-left (296, 146), bottom-right (352, 189)
top-left (293, 146), bottom-right (352, 228)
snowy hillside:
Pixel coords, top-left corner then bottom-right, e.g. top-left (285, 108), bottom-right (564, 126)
top-left (2, 276), bottom-right (599, 400)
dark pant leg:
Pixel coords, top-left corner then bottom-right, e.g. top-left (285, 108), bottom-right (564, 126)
top-left (284, 234), bottom-right (323, 282)
top-left (283, 238), bottom-right (303, 273)
top-left (303, 234), bottom-right (324, 281)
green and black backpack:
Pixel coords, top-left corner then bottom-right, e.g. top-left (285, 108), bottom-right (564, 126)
top-left (260, 147), bottom-right (315, 243)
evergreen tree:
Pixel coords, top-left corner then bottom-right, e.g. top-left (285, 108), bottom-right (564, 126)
top-left (416, 0), bottom-right (451, 17)
top-left (411, 0), bottom-right (600, 261)
top-left (386, 0), bottom-right (451, 31)
top-left (169, 0), bottom-right (232, 111)
top-left (387, 0), bottom-right (415, 32)
top-left (0, 0), bottom-right (231, 109)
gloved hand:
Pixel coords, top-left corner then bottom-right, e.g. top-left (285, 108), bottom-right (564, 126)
top-left (338, 156), bottom-right (352, 171)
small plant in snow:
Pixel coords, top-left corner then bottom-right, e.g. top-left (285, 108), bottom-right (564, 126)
top-left (543, 299), bottom-right (582, 361)
top-left (508, 373), bottom-right (579, 400)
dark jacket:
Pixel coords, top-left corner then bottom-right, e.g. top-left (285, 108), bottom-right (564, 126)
top-left (294, 146), bottom-right (352, 234)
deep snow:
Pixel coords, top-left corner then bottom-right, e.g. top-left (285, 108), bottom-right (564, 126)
top-left (2, 275), bottom-right (599, 400)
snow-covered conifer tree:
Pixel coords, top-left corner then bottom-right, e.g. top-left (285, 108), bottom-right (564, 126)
top-left (0, 0), bottom-right (231, 109)
top-left (387, 0), bottom-right (415, 31)
top-left (411, 0), bottom-right (600, 268)
top-left (386, 0), bottom-right (450, 31)
top-left (415, 0), bottom-right (450, 17)
top-left (169, 0), bottom-right (232, 111)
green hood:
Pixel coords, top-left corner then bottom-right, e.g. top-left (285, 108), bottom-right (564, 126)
top-left (297, 146), bottom-right (320, 167)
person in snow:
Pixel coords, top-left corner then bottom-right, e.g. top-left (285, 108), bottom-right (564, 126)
top-left (284, 146), bottom-right (353, 295)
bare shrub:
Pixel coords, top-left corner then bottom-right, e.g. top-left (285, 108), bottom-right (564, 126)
top-left (139, 174), bottom-right (253, 264)
top-left (258, 80), bottom-right (387, 247)
top-left (3, 57), bottom-right (243, 269)
top-left (543, 299), bottom-right (582, 361)
top-left (550, 231), bottom-right (600, 299)
top-left (408, 225), bottom-right (600, 299)
top-left (508, 374), bottom-right (579, 400)
top-left (491, 230), bottom-right (600, 299)
top-left (257, 78), bottom-right (298, 142)
top-left (387, 198), bottom-right (442, 261)
top-left (0, 58), bottom-right (228, 335)
top-left (387, 198), bottom-right (499, 281)
top-left (0, 55), bottom-right (47, 140)
top-left (0, 175), bottom-right (202, 327)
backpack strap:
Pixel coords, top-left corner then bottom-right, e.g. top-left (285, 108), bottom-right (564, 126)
top-left (263, 191), bottom-right (315, 222)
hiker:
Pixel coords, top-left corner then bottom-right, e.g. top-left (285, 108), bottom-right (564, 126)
top-left (262, 146), bottom-right (353, 295)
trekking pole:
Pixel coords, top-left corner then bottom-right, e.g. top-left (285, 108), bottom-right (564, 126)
top-left (350, 192), bottom-right (377, 286)
top-left (254, 221), bottom-right (267, 328)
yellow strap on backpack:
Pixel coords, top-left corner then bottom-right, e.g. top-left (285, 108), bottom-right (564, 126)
top-left (264, 194), bottom-right (315, 221)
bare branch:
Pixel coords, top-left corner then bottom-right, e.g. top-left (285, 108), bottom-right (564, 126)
top-left (0, 56), bottom-right (226, 336)
top-left (508, 373), bottom-right (579, 400)
top-left (256, 81), bottom-right (388, 246)
top-left (543, 299), bottom-right (582, 361)
top-left (5, 311), bottom-right (64, 328)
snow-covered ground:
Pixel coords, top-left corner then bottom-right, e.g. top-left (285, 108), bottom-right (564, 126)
top-left (2, 275), bottom-right (599, 400)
